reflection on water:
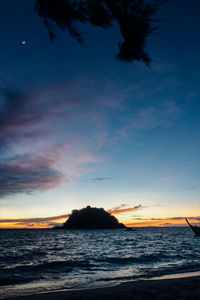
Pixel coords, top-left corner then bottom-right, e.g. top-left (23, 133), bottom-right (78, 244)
top-left (0, 228), bottom-right (200, 298)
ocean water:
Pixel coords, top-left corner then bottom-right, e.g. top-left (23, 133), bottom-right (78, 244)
top-left (0, 228), bottom-right (200, 298)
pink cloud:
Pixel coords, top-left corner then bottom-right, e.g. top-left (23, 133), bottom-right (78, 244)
top-left (108, 204), bottom-right (144, 215)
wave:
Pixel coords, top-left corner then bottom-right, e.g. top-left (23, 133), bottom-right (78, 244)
top-left (0, 259), bottom-right (94, 286)
top-left (0, 250), bottom-right (47, 266)
top-left (2, 259), bottom-right (93, 272)
top-left (1, 228), bottom-right (199, 292)
top-left (96, 261), bottom-right (200, 283)
top-left (95, 253), bottom-right (170, 264)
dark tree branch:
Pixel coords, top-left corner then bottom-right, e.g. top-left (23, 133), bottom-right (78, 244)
top-left (35, 0), bottom-right (166, 65)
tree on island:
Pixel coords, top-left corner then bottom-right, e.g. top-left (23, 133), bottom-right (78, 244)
top-left (62, 206), bottom-right (126, 229)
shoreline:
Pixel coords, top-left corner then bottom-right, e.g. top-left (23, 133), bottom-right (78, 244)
top-left (2, 271), bottom-right (200, 300)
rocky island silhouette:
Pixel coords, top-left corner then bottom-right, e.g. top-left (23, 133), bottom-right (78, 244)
top-left (56, 206), bottom-right (126, 229)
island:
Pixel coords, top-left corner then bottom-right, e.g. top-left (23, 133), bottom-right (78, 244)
top-left (56, 206), bottom-right (126, 229)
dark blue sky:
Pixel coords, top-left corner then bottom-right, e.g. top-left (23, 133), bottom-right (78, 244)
top-left (0, 0), bottom-right (200, 227)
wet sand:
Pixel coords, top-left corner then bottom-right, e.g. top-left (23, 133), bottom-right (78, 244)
top-left (2, 275), bottom-right (200, 300)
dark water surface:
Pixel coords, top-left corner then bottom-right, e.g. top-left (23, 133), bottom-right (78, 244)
top-left (0, 228), bottom-right (200, 298)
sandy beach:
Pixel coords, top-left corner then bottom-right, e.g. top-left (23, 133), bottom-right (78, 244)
top-left (2, 274), bottom-right (200, 300)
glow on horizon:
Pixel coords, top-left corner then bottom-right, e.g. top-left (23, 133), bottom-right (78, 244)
top-left (1, 207), bottom-right (199, 229)
top-left (0, 218), bottom-right (197, 229)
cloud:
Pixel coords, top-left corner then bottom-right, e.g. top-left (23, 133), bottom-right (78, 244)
top-left (162, 101), bottom-right (182, 115)
top-left (0, 87), bottom-right (45, 151)
top-left (154, 177), bottom-right (171, 184)
top-left (0, 79), bottom-right (129, 199)
top-left (0, 74), bottom-right (185, 200)
top-left (116, 100), bottom-right (183, 140)
top-left (109, 204), bottom-right (144, 215)
top-left (168, 216), bottom-right (200, 221)
top-left (92, 177), bottom-right (113, 181)
top-left (0, 214), bottom-right (69, 224)
top-left (1, 93), bottom-right (68, 198)
top-left (0, 154), bottom-right (66, 198)
top-left (126, 216), bottom-right (200, 226)
top-left (151, 216), bottom-right (199, 221)
top-left (0, 213), bottom-right (70, 228)
top-left (185, 186), bottom-right (197, 190)
top-left (0, 85), bottom-right (99, 198)
top-left (188, 160), bottom-right (195, 166)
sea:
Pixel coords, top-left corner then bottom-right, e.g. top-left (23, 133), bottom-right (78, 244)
top-left (0, 227), bottom-right (200, 299)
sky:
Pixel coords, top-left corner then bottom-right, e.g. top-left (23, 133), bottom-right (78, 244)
top-left (0, 0), bottom-right (200, 228)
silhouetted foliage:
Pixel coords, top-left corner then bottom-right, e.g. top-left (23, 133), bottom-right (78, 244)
top-left (186, 218), bottom-right (200, 236)
top-left (63, 206), bottom-right (126, 229)
top-left (35, 0), bottom-right (166, 65)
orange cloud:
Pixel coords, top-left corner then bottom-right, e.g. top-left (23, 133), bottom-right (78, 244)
top-left (0, 214), bottom-right (69, 229)
top-left (109, 204), bottom-right (144, 215)
top-left (125, 216), bottom-right (200, 227)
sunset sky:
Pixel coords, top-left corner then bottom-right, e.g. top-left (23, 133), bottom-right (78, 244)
top-left (0, 0), bottom-right (200, 228)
